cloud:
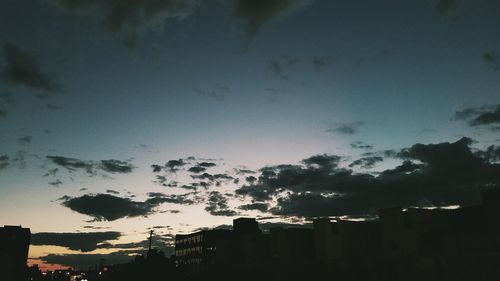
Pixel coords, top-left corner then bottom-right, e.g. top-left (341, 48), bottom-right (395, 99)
top-left (48, 179), bottom-right (63, 187)
top-left (454, 104), bottom-right (500, 128)
top-left (2, 43), bottom-right (59, 93)
top-left (145, 192), bottom-right (201, 205)
top-left (232, 0), bottom-right (312, 38)
top-left (198, 162), bottom-right (217, 168)
top-left (165, 158), bottom-right (186, 171)
top-left (434, 0), bottom-right (459, 16)
top-left (188, 165), bottom-right (206, 173)
top-left (31, 231), bottom-right (121, 252)
top-left (238, 202), bottom-right (269, 212)
top-left (205, 191), bottom-right (239, 216)
top-left (312, 56), bottom-right (331, 73)
top-left (100, 159), bottom-right (134, 173)
top-left (193, 85), bottom-right (230, 101)
top-left (59, 193), bottom-right (186, 221)
top-left (482, 52), bottom-right (498, 71)
top-left (269, 56), bottom-right (299, 80)
top-left (237, 138), bottom-right (500, 217)
top-left (106, 189), bottom-right (120, 194)
top-left (46, 156), bottom-right (134, 176)
top-left (349, 156), bottom-right (383, 169)
top-left (350, 141), bottom-right (373, 150)
top-left (191, 172), bottom-right (234, 182)
top-left (0, 155), bottom-right (9, 170)
top-left (327, 121), bottom-right (364, 135)
top-left (46, 0), bottom-right (198, 33)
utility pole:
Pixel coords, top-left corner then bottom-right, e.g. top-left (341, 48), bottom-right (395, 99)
top-left (148, 230), bottom-right (154, 252)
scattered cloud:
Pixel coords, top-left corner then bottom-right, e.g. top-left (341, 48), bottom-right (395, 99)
top-left (106, 189), bottom-right (120, 194)
top-left (434, 0), bottom-right (460, 16)
top-left (194, 85), bottom-right (230, 101)
top-left (205, 191), bottom-right (238, 216)
top-left (188, 165), bottom-right (206, 173)
top-left (350, 141), bottom-right (373, 150)
top-left (2, 43), bottom-right (59, 93)
top-left (45, 156), bottom-right (134, 176)
top-left (348, 156), bottom-right (383, 169)
top-left (269, 56), bottom-right (299, 80)
top-left (48, 179), bottom-right (63, 187)
top-left (232, 0), bottom-right (312, 38)
top-left (482, 52), bottom-right (498, 71)
top-left (16, 135), bottom-right (33, 146)
top-left (327, 121), bottom-right (364, 135)
top-left (0, 155), bottom-right (9, 170)
top-left (238, 202), bottom-right (269, 212)
top-left (454, 104), bottom-right (500, 129)
top-left (312, 56), bottom-right (331, 73)
top-left (31, 231), bottom-right (121, 252)
top-left (46, 0), bottom-right (198, 33)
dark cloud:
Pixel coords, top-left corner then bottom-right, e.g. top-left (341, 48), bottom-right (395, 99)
top-left (246, 176), bottom-right (257, 184)
top-left (0, 155), bottom-right (9, 170)
top-left (46, 156), bottom-right (134, 175)
top-left (46, 103), bottom-right (62, 110)
top-left (348, 156), bottom-right (383, 169)
top-left (145, 192), bottom-right (200, 205)
top-left (269, 56), bottom-right (299, 80)
top-left (205, 191), bottom-right (238, 216)
top-left (31, 231), bottom-right (121, 252)
top-left (188, 165), bottom-right (206, 173)
top-left (312, 56), bottom-right (331, 73)
top-left (100, 159), bottom-right (134, 173)
top-left (48, 179), bottom-right (63, 187)
top-left (2, 43), bottom-right (59, 93)
top-left (237, 138), bottom-right (500, 217)
top-left (350, 141), bottom-right (373, 150)
top-left (106, 189), bottom-right (120, 194)
top-left (434, 0), bottom-right (459, 16)
top-left (165, 158), bottom-right (186, 171)
top-left (47, 0), bottom-right (198, 33)
top-left (482, 52), bottom-right (498, 71)
top-left (194, 85), bottom-right (230, 101)
top-left (233, 0), bottom-right (311, 38)
top-left (238, 202), bottom-right (269, 212)
top-left (380, 160), bottom-right (422, 176)
top-left (151, 164), bottom-right (162, 172)
top-left (198, 162), bottom-right (216, 168)
top-left (454, 104), bottom-right (500, 128)
top-left (327, 121), bottom-right (364, 135)
top-left (191, 172), bottom-right (234, 182)
top-left (234, 168), bottom-right (256, 175)
top-left (59, 193), bottom-right (183, 221)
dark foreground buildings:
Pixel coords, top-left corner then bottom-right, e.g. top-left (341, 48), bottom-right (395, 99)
top-left (0, 225), bottom-right (31, 281)
top-left (172, 190), bottom-right (500, 281)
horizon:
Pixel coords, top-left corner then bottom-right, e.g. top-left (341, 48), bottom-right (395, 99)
top-left (1, 0), bottom-right (500, 271)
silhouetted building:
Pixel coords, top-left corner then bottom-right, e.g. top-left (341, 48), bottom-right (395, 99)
top-left (175, 229), bottom-right (232, 267)
top-left (0, 225), bottom-right (30, 281)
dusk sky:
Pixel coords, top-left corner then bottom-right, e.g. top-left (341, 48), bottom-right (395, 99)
top-left (1, 0), bottom-right (500, 270)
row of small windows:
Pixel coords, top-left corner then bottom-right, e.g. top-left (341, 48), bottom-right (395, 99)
top-left (176, 235), bottom-right (203, 245)
top-left (176, 246), bottom-right (202, 256)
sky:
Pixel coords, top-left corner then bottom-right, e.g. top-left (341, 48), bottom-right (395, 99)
top-left (1, 0), bottom-right (500, 270)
